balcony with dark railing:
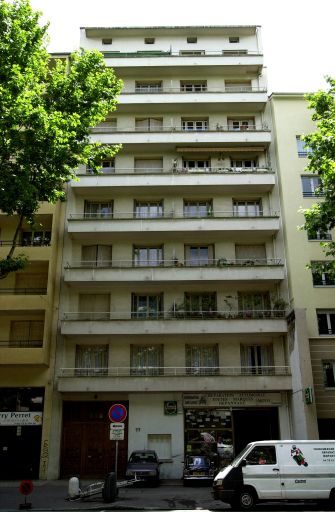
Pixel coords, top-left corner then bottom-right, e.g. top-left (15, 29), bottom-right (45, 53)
top-left (0, 339), bottom-right (43, 347)
top-left (0, 288), bottom-right (47, 295)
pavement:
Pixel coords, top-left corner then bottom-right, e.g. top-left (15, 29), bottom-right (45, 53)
top-left (0, 479), bottom-right (228, 511)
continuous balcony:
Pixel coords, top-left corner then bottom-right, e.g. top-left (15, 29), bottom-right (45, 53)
top-left (64, 258), bottom-right (285, 285)
top-left (61, 309), bottom-right (288, 336)
top-left (73, 167), bottom-right (275, 195)
top-left (57, 364), bottom-right (291, 393)
top-left (67, 210), bottom-right (280, 241)
top-left (0, 342), bottom-right (47, 365)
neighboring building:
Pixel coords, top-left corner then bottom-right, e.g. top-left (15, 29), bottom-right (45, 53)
top-left (0, 201), bottom-right (64, 479)
top-left (271, 93), bottom-right (335, 440)
top-left (47, 25), bottom-right (304, 480)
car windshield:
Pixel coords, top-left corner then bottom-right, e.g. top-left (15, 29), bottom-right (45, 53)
top-left (130, 452), bottom-right (157, 463)
top-left (186, 455), bottom-right (210, 467)
top-left (230, 443), bottom-right (252, 467)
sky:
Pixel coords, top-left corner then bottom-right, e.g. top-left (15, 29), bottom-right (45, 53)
top-left (30, 0), bottom-right (335, 95)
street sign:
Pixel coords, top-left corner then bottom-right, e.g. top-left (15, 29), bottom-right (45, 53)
top-left (19, 480), bottom-right (33, 496)
top-left (109, 423), bottom-right (125, 441)
top-left (110, 422), bottom-right (125, 430)
top-left (108, 403), bottom-right (127, 423)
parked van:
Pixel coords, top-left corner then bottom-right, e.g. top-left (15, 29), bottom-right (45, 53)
top-left (213, 440), bottom-right (335, 509)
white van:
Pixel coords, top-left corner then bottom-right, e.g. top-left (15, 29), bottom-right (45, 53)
top-left (213, 440), bottom-right (335, 509)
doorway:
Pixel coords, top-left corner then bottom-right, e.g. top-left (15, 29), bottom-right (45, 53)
top-left (233, 408), bottom-right (279, 454)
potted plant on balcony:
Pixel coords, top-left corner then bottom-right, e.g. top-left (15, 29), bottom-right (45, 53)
top-left (272, 297), bottom-right (288, 318)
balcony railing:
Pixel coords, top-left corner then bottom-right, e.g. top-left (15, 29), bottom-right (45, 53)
top-left (66, 258), bottom-right (283, 269)
top-left (79, 166), bottom-right (273, 176)
top-left (62, 309), bottom-right (287, 321)
top-left (0, 240), bottom-right (51, 247)
top-left (68, 210), bottom-right (279, 220)
top-left (103, 50), bottom-right (263, 58)
top-left (0, 340), bottom-right (43, 347)
top-left (0, 288), bottom-right (47, 294)
top-left (90, 123), bottom-right (269, 133)
top-left (123, 86), bottom-right (267, 94)
top-left (59, 365), bottom-right (290, 377)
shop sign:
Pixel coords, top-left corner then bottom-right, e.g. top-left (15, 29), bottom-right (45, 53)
top-left (164, 401), bottom-right (178, 415)
top-left (0, 411), bottom-right (43, 426)
top-left (183, 392), bottom-right (282, 408)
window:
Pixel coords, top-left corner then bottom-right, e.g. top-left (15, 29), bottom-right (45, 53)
top-left (15, 272), bottom-right (48, 293)
top-left (79, 294), bottom-right (110, 320)
top-left (323, 362), bottom-right (335, 387)
top-left (102, 38), bottom-right (112, 45)
top-left (229, 36), bottom-right (240, 43)
top-left (307, 228), bottom-right (331, 241)
top-left (185, 245), bottom-right (214, 266)
top-left (228, 118), bottom-right (255, 130)
top-left (231, 159), bottom-right (257, 169)
top-left (225, 81), bottom-right (252, 92)
top-left (185, 344), bottom-right (219, 375)
top-left (81, 245), bottom-right (112, 267)
top-left (182, 159), bottom-right (210, 172)
top-left (135, 117), bottom-right (163, 131)
top-left (233, 200), bottom-right (262, 217)
top-left (317, 311), bottom-right (335, 335)
top-left (179, 50), bottom-right (205, 56)
top-left (134, 158), bottom-right (163, 173)
top-left (187, 36), bottom-right (197, 44)
top-left (87, 159), bottom-right (115, 174)
top-left (135, 81), bottom-right (162, 93)
top-left (75, 345), bottom-right (108, 376)
top-left (240, 344), bottom-right (274, 375)
top-left (238, 292), bottom-right (271, 315)
top-left (184, 292), bottom-right (216, 317)
top-left (311, 262), bottom-right (335, 286)
top-left (296, 136), bottom-right (313, 157)
top-left (246, 445), bottom-right (277, 465)
top-left (133, 246), bottom-right (163, 266)
top-left (130, 344), bottom-right (163, 375)
top-left (21, 230), bottom-right (51, 246)
top-left (132, 294), bottom-right (163, 319)
top-left (184, 200), bottom-right (213, 217)
top-left (235, 245), bottom-right (266, 264)
top-left (180, 81), bottom-right (207, 92)
top-left (10, 320), bottom-right (44, 347)
top-left (84, 201), bottom-right (113, 218)
top-left (134, 200), bottom-right (163, 218)
top-left (223, 49), bottom-right (247, 55)
top-left (144, 37), bottom-right (155, 44)
top-left (301, 176), bottom-right (324, 197)
top-left (181, 119), bottom-right (208, 131)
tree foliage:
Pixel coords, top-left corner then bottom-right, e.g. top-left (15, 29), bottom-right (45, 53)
top-left (0, 0), bottom-right (122, 278)
top-left (302, 76), bottom-right (335, 273)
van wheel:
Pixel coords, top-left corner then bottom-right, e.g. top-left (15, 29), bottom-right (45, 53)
top-left (238, 488), bottom-right (257, 510)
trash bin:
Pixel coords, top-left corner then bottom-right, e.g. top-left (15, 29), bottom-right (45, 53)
top-left (102, 472), bottom-right (117, 503)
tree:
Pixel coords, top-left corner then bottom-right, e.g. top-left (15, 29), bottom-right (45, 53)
top-left (0, 0), bottom-right (122, 278)
top-left (302, 76), bottom-right (335, 276)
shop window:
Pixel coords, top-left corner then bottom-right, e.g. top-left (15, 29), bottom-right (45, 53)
top-left (131, 294), bottom-right (163, 319)
top-left (134, 200), bottom-right (163, 218)
top-left (130, 344), bottom-right (163, 375)
top-left (245, 445), bottom-right (277, 465)
top-left (240, 344), bottom-right (274, 375)
top-left (311, 262), bottom-right (335, 286)
top-left (317, 311), bottom-right (335, 335)
top-left (323, 362), bottom-right (335, 388)
top-left (133, 246), bottom-right (163, 267)
top-left (185, 245), bottom-right (214, 266)
top-left (296, 136), bottom-right (313, 157)
top-left (185, 344), bottom-right (219, 375)
top-left (10, 320), bottom-right (44, 347)
top-left (75, 345), bottom-right (108, 376)
top-left (81, 245), bottom-right (112, 267)
top-left (233, 199), bottom-right (262, 217)
top-left (183, 200), bottom-right (213, 217)
top-left (84, 201), bottom-right (113, 219)
top-left (79, 293), bottom-right (110, 320)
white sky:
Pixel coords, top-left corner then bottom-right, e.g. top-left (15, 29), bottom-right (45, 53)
top-left (30, 0), bottom-right (335, 94)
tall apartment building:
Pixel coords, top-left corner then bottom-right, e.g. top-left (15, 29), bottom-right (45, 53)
top-left (0, 201), bottom-right (64, 479)
top-left (271, 93), bottom-right (334, 440)
top-left (47, 26), bottom-right (315, 480)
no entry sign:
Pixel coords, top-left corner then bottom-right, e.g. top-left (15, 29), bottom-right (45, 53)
top-left (19, 480), bottom-right (33, 496)
top-left (108, 403), bottom-right (127, 423)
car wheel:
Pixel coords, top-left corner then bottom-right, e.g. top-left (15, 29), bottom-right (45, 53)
top-left (238, 488), bottom-right (257, 510)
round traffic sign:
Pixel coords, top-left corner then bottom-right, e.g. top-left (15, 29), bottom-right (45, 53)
top-left (19, 480), bottom-right (33, 496)
top-left (108, 403), bottom-right (127, 423)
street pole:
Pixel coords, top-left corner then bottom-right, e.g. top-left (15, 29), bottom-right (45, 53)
top-left (115, 440), bottom-right (118, 480)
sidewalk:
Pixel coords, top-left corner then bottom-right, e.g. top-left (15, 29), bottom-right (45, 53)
top-left (0, 479), bottom-right (228, 511)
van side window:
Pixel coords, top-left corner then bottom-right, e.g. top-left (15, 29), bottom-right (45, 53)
top-left (246, 445), bottom-right (276, 465)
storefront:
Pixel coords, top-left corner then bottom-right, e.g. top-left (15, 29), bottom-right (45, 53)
top-left (0, 387), bottom-right (44, 479)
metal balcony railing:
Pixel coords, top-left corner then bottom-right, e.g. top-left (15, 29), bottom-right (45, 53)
top-left (0, 340), bottom-right (43, 347)
top-left (122, 86), bottom-right (267, 94)
top-left (79, 166), bottom-right (273, 176)
top-left (103, 50), bottom-right (263, 58)
top-left (62, 309), bottom-right (287, 321)
top-left (68, 210), bottom-right (279, 220)
top-left (90, 123), bottom-right (270, 133)
top-left (59, 365), bottom-right (291, 378)
top-left (0, 240), bottom-right (51, 247)
top-left (0, 288), bottom-right (47, 294)
top-left (65, 258), bottom-right (283, 269)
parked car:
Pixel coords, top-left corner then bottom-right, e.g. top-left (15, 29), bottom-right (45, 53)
top-left (183, 454), bottom-right (217, 486)
top-left (125, 450), bottom-right (160, 486)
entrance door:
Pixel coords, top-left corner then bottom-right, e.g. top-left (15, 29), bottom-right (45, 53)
top-left (233, 408), bottom-right (279, 455)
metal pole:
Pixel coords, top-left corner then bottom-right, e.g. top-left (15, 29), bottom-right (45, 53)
top-left (115, 440), bottom-right (118, 480)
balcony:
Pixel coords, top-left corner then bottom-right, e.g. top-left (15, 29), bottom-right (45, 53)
top-left (0, 341), bottom-right (47, 365)
top-left (67, 211), bottom-right (280, 241)
top-left (57, 364), bottom-right (291, 393)
top-left (73, 167), bottom-right (275, 195)
top-left (61, 309), bottom-right (288, 336)
top-left (64, 258), bottom-right (285, 284)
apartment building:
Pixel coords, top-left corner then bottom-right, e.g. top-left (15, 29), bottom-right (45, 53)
top-left (47, 26), bottom-right (314, 480)
top-left (0, 202), bottom-right (64, 479)
top-left (271, 93), bottom-right (334, 440)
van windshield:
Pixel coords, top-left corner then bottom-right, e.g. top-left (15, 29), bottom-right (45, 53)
top-left (231, 443), bottom-right (252, 467)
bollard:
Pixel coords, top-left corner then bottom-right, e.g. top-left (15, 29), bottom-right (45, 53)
top-left (68, 477), bottom-right (80, 499)
top-left (102, 472), bottom-right (117, 503)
